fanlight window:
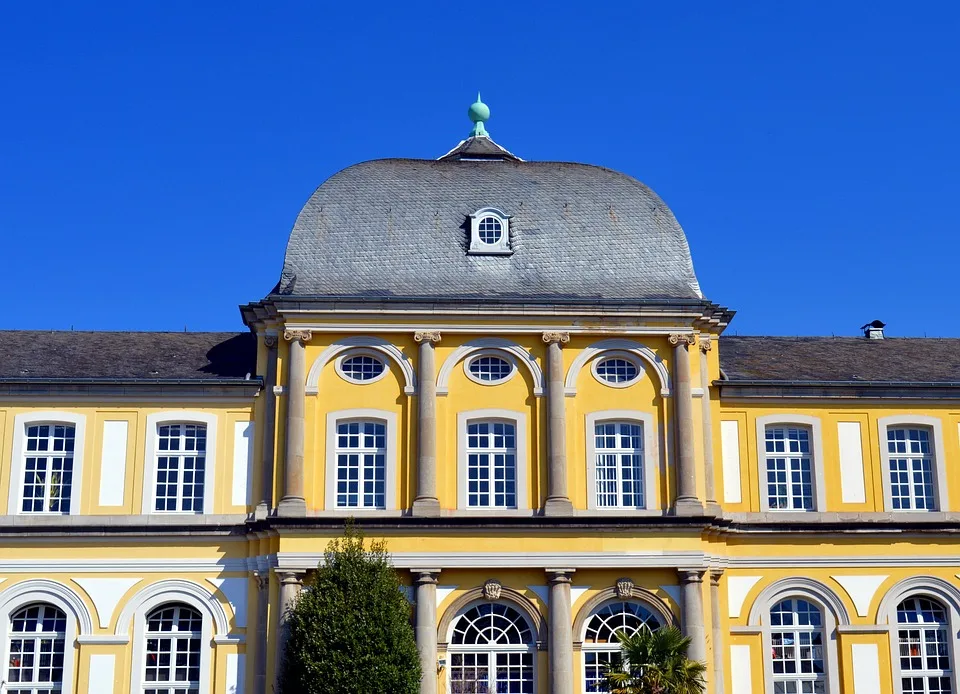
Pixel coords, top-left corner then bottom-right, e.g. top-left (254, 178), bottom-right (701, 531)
top-left (339, 354), bottom-right (386, 383)
top-left (897, 597), bottom-right (952, 694)
top-left (449, 603), bottom-right (534, 693)
top-left (769, 598), bottom-right (826, 694)
top-left (143, 603), bottom-right (202, 694)
top-left (466, 354), bottom-right (514, 384)
top-left (594, 357), bottom-right (640, 385)
top-left (7, 603), bottom-right (66, 693)
top-left (582, 601), bottom-right (662, 693)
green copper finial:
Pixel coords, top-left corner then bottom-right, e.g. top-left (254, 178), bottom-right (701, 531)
top-left (467, 92), bottom-right (490, 138)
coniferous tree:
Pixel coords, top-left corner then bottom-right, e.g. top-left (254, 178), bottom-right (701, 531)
top-left (279, 521), bottom-right (421, 694)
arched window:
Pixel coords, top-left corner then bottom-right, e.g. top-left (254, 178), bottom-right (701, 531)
top-left (6, 603), bottom-right (66, 693)
top-left (769, 598), bottom-right (826, 693)
top-left (142, 603), bottom-right (202, 693)
top-left (582, 600), bottom-right (662, 693)
top-left (897, 597), bottom-right (953, 693)
top-left (448, 603), bottom-right (534, 692)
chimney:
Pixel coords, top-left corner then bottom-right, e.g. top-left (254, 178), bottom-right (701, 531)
top-left (861, 320), bottom-right (886, 339)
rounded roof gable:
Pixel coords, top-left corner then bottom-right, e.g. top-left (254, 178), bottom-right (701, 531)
top-left (278, 156), bottom-right (703, 302)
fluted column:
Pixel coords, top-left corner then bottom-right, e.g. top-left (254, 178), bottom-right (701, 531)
top-left (253, 571), bottom-right (269, 694)
top-left (256, 334), bottom-right (279, 519)
top-left (669, 333), bottom-right (703, 515)
top-left (710, 570), bottom-right (725, 694)
top-left (543, 332), bottom-right (573, 515)
top-left (413, 331), bottom-right (442, 517)
top-left (699, 335), bottom-right (718, 513)
top-left (278, 329), bottom-right (310, 516)
top-left (274, 570), bottom-right (304, 693)
top-left (412, 569), bottom-right (441, 694)
top-left (547, 568), bottom-right (575, 694)
top-left (679, 569), bottom-right (707, 664)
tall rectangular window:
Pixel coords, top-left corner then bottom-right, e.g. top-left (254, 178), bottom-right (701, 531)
top-left (765, 426), bottom-right (814, 511)
top-left (155, 423), bottom-right (206, 513)
top-left (22, 423), bottom-right (75, 513)
top-left (594, 421), bottom-right (644, 509)
top-left (888, 427), bottom-right (935, 510)
top-left (466, 420), bottom-right (517, 508)
top-left (335, 420), bottom-right (386, 509)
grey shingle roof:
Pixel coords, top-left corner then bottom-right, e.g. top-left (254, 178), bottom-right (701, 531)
top-left (719, 336), bottom-right (960, 383)
top-left (0, 331), bottom-right (256, 381)
top-left (278, 157), bottom-right (703, 301)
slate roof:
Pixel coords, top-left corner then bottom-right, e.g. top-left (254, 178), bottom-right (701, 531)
top-left (0, 331), bottom-right (257, 381)
top-left (278, 156), bottom-right (703, 302)
top-left (719, 336), bottom-right (960, 383)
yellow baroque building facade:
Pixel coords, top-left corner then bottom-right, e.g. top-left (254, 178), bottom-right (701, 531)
top-left (1, 104), bottom-right (957, 694)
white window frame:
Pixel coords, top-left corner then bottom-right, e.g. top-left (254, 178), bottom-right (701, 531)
top-left (467, 207), bottom-right (512, 255)
top-left (334, 348), bottom-right (390, 385)
top-left (591, 351), bottom-right (645, 388)
top-left (580, 598), bottom-right (665, 693)
top-left (463, 349), bottom-right (517, 387)
top-left (878, 415), bottom-right (948, 513)
top-left (324, 409), bottom-right (398, 511)
top-left (457, 409), bottom-right (528, 511)
top-left (142, 411), bottom-right (218, 515)
top-left (755, 415), bottom-right (826, 513)
top-left (8, 412), bottom-right (86, 516)
top-left (446, 600), bottom-right (536, 693)
top-left (585, 411), bottom-right (657, 511)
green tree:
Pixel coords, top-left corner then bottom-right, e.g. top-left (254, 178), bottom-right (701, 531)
top-left (602, 625), bottom-right (706, 694)
top-left (279, 521), bottom-right (421, 694)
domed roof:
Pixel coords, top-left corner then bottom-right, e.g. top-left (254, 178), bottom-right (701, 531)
top-left (277, 151), bottom-right (703, 302)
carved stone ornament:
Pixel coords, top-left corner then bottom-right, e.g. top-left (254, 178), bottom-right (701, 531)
top-left (541, 331), bottom-right (570, 345)
top-left (414, 330), bottom-right (442, 344)
top-left (254, 571), bottom-right (269, 591)
top-left (263, 335), bottom-right (278, 348)
top-left (615, 577), bottom-right (634, 599)
top-left (283, 329), bottom-right (313, 343)
top-left (483, 579), bottom-right (503, 601)
top-left (667, 333), bottom-right (696, 347)
top-left (699, 334), bottom-right (712, 353)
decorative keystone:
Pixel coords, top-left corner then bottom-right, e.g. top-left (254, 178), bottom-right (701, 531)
top-left (483, 579), bottom-right (502, 601)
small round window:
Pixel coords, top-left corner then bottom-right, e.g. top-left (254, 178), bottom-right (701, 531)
top-left (465, 353), bottom-right (514, 385)
top-left (339, 353), bottom-right (386, 383)
top-left (477, 216), bottom-right (503, 244)
top-left (594, 356), bottom-right (641, 386)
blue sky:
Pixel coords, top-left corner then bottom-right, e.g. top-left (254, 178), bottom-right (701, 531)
top-left (2, 2), bottom-right (958, 336)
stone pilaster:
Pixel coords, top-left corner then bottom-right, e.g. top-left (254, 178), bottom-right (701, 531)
top-left (669, 333), bottom-right (703, 515)
top-left (543, 332), bottom-right (573, 515)
top-left (413, 331), bottom-right (442, 516)
top-left (274, 570), bottom-right (304, 693)
top-left (547, 569), bottom-right (575, 694)
top-left (679, 569), bottom-right (707, 664)
top-left (256, 334), bottom-right (279, 519)
top-left (412, 569), bottom-right (441, 694)
top-left (278, 329), bottom-right (311, 516)
top-left (699, 335), bottom-right (719, 514)
top-left (253, 571), bottom-right (269, 694)
top-left (710, 570), bottom-right (725, 694)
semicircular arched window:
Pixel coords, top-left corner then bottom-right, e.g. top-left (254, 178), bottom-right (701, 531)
top-left (897, 596), bottom-right (953, 692)
top-left (465, 353), bottom-right (515, 385)
top-left (769, 598), bottom-right (826, 693)
top-left (338, 353), bottom-right (387, 384)
top-left (7, 603), bottom-right (67, 691)
top-left (143, 603), bottom-right (203, 693)
top-left (449, 602), bottom-right (534, 691)
top-left (593, 355), bottom-right (641, 386)
top-left (582, 600), bottom-right (662, 692)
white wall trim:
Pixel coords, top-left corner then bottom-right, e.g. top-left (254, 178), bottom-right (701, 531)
top-left (837, 421), bottom-right (866, 504)
top-left (99, 420), bottom-right (129, 507)
top-left (584, 410), bottom-right (658, 510)
top-left (877, 414), bottom-right (948, 511)
top-left (720, 420), bottom-right (743, 504)
top-left (141, 411), bottom-right (218, 515)
top-left (231, 421), bottom-right (254, 507)
top-left (456, 409), bottom-right (529, 511)
top-left (437, 338), bottom-right (543, 396)
top-left (305, 336), bottom-right (416, 395)
top-left (8, 411), bottom-right (87, 515)
top-left (831, 575), bottom-right (888, 618)
top-left (850, 643), bottom-right (881, 694)
top-left (730, 644), bottom-right (753, 694)
top-left (88, 652), bottom-right (116, 694)
top-left (75, 577), bottom-right (142, 629)
top-left (727, 576), bottom-right (762, 618)
top-left (563, 339), bottom-right (670, 397)
top-left (324, 409), bottom-right (399, 511)
top-left (755, 414), bottom-right (827, 512)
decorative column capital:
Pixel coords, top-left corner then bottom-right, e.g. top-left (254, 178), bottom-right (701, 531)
top-left (414, 330), bottom-right (442, 344)
top-left (679, 569), bottom-right (706, 585)
top-left (283, 329), bottom-right (313, 343)
top-left (277, 570), bottom-right (305, 586)
top-left (699, 334), bottom-right (712, 353)
top-left (709, 569), bottom-right (724, 586)
top-left (411, 569), bottom-right (441, 585)
top-left (541, 331), bottom-right (570, 345)
top-left (546, 568), bottom-right (575, 585)
top-left (253, 570), bottom-right (269, 591)
top-left (263, 334), bottom-right (278, 348)
top-left (668, 333), bottom-right (696, 347)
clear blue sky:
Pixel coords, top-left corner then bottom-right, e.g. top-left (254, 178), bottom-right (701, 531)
top-left (2, 2), bottom-right (958, 336)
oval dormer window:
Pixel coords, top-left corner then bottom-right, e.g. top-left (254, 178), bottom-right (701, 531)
top-left (465, 353), bottom-right (515, 385)
top-left (478, 216), bottom-right (503, 244)
top-left (593, 355), bottom-right (641, 387)
top-left (338, 353), bottom-right (387, 384)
